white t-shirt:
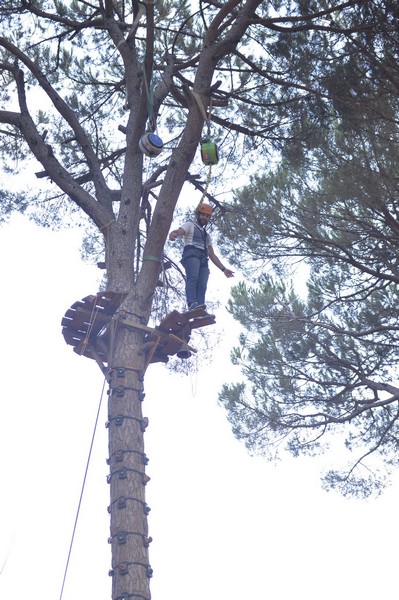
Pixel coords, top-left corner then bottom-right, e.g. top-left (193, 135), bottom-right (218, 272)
top-left (181, 221), bottom-right (211, 251)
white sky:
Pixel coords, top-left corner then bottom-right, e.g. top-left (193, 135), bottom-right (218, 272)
top-left (1, 213), bottom-right (398, 600)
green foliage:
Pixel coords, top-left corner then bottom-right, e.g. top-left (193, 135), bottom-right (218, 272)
top-left (217, 1), bottom-right (399, 497)
top-left (0, 189), bottom-right (30, 223)
top-left (220, 266), bottom-right (399, 496)
top-left (1, 0), bottom-right (385, 228)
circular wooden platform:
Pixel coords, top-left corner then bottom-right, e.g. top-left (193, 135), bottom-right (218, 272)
top-left (61, 292), bottom-right (216, 369)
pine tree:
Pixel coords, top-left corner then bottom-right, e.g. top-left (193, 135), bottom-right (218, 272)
top-left (217, 0), bottom-right (399, 499)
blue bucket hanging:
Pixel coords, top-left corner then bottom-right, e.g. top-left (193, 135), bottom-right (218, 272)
top-left (139, 132), bottom-right (164, 157)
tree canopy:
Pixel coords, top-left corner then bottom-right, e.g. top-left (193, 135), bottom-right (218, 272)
top-left (217, 0), bottom-right (399, 498)
top-left (1, 0), bottom-right (386, 308)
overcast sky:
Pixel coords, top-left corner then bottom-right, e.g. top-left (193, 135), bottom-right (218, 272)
top-left (1, 213), bottom-right (398, 600)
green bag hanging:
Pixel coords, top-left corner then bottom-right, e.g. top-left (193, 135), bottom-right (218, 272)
top-left (200, 139), bottom-right (219, 165)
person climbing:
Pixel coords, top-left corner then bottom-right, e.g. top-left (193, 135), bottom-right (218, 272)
top-left (169, 202), bottom-right (234, 309)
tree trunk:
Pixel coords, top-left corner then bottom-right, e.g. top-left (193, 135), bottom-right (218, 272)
top-left (107, 320), bottom-right (152, 600)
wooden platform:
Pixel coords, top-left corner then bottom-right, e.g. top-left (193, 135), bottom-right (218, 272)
top-left (61, 292), bottom-right (216, 370)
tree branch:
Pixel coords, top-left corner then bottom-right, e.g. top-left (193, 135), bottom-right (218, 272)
top-left (0, 36), bottom-right (112, 209)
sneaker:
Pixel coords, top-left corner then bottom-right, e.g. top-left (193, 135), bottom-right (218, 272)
top-left (188, 302), bottom-right (207, 311)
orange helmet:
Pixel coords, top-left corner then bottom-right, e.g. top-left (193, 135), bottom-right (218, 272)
top-left (196, 203), bottom-right (213, 216)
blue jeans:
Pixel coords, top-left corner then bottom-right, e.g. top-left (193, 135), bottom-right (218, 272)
top-left (181, 248), bottom-right (209, 307)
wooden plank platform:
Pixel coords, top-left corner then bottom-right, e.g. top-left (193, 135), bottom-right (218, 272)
top-left (61, 292), bottom-right (128, 362)
top-left (61, 293), bottom-right (216, 368)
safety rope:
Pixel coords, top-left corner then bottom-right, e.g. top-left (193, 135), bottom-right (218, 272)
top-left (58, 376), bottom-right (107, 600)
top-left (192, 92), bottom-right (215, 202)
top-left (200, 164), bottom-right (213, 203)
top-left (0, 539), bottom-right (13, 577)
top-left (142, 60), bottom-right (156, 132)
top-left (192, 91), bottom-right (210, 130)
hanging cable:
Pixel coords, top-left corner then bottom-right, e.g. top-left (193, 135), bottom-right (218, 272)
top-left (58, 376), bottom-right (107, 600)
